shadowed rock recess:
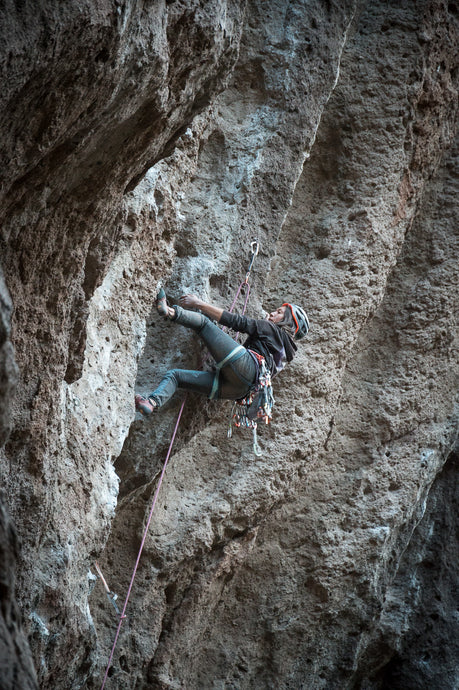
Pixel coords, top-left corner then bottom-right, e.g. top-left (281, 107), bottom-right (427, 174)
top-left (0, 0), bottom-right (457, 688)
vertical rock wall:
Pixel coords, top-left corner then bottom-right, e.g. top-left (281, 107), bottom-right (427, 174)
top-left (0, 1), bottom-right (248, 686)
top-left (373, 448), bottom-right (459, 689)
top-left (0, 272), bottom-right (36, 688)
top-left (0, 0), bottom-right (457, 688)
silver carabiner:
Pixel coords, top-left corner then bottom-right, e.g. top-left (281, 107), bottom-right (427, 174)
top-left (250, 240), bottom-right (260, 256)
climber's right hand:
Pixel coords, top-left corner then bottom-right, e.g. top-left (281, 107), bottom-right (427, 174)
top-left (179, 294), bottom-right (201, 310)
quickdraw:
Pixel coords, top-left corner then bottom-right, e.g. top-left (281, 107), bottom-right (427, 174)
top-left (227, 351), bottom-right (274, 457)
top-left (225, 240), bottom-right (260, 329)
top-left (94, 561), bottom-right (121, 617)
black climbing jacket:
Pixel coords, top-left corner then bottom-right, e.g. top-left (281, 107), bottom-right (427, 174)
top-left (219, 311), bottom-right (297, 378)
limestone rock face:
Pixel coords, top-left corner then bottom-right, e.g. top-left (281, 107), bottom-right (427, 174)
top-left (0, 1), bottom-right (458, 689)
top-left (1, 1), bottom-right (246, 686)
top-left (0, 272), bottom-right (36, 689)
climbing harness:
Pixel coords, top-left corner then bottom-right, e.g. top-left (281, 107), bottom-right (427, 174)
top-left (227, 350), bottom-right (274, 457)
top-left (100, 239), bottom-right (261, 689)
top-left (94, 562), bottom-right (121, 616)
top-left (208, 344), bottom-right (246, 400)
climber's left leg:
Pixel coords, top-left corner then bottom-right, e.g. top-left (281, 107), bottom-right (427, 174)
top-left (147, 368), bottom-right (215, 408)
top-left (172, 306), bottom-right (247, 364)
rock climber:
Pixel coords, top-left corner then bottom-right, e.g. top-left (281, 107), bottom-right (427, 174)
top-left (134, 289), bottom-right (309, 415)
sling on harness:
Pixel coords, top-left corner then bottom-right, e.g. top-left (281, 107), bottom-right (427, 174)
top-left (208, 344), bottom-right (246, 400)
top-left (227, 350), bottom-right (275, 456)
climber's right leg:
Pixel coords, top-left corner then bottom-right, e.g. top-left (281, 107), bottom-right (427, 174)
top-left (172, 305), bottom-right (244, 362)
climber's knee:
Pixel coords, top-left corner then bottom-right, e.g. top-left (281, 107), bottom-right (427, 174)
top-left (172, 305), bottom-right (208, 332)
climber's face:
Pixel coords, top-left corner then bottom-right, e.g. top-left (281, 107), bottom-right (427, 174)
top-left (267, 305), bottom-right (287, 324)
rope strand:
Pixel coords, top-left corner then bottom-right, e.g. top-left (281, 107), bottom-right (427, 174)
top-left (100, 398), bottom-right (186, 689)
top-left (100, 240), bottom-right (259, 687)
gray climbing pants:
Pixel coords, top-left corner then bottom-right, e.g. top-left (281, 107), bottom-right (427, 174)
top-left (148, 306), bottom-right (257, 408)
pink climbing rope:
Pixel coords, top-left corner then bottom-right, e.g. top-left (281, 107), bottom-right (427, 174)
top-left (223, 279), bottom-right (250, 341)
top-left (100, 397), bottom-right (186, 689)
top-left (227, 240), bottom-right (258, 318)
top-left (100, 240), bottom-right (259, 687)
top-left (227, 279), bottom-right (248, 314)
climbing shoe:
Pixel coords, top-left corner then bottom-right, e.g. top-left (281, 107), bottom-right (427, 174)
top-left (135, 394), bottom-right (157, 416)
top-left (156, 288), bottom-right (168, 316)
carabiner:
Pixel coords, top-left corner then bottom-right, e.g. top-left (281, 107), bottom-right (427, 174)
top-left (250, 240), bottom-right (260, 256)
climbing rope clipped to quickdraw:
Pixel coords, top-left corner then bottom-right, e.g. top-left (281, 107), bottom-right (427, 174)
top-left (100, 239), bottom-right (261, 689)
top-left (209, 240), bottom-right (260, 399)
top-left (226, 240), bottom-right (259, 324)
top-left (223, 240), bottom-right (275, 456)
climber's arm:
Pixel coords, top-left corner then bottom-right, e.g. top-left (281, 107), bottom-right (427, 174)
top-left (179, 294), bottom-right (223, 322)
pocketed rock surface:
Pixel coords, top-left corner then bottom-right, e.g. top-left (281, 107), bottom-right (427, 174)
top-left (0, 1), bottom-right (458, 688)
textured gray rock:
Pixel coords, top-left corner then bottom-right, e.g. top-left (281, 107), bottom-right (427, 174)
top-left (0, 269), bottom-right (36, 688)
top-left (0, 0), bottom-right (457, 689)
top-left (0, 272), bottom-right (17, 448)
top-left (0, 492), bottom-right (38, 690)
top-left (0, 1), bottom-right (247, 686)
top-left (372, 446), bottom-right (459, 689)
